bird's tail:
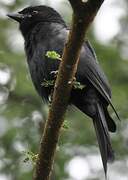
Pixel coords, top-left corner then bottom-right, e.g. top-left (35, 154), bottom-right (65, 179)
top-left (93, 103), bottom-right (115, 176)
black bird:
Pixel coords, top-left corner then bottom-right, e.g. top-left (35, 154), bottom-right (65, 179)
top-left (7, 5), bottom-right (119, 176)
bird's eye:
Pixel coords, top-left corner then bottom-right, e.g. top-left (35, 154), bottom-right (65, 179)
top-left (32, 10), bottom-right (38, 15)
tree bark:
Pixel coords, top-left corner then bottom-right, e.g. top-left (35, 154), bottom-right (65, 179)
top-left (33, 0), bottom-right (104, 180)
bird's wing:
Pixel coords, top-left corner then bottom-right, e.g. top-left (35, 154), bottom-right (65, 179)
top-left (86, 40), bottom-right (98, 61)
top-left (77, 42), bottom-right (120, 120)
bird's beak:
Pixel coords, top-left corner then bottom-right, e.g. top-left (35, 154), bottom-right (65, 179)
top-left (7, 13), bottom-right (24, 22)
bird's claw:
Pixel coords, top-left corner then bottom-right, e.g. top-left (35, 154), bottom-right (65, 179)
top-left (50, 70), bottom-right (58, 78)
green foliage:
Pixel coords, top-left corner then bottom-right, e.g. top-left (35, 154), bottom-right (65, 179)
top-left (41, 79), bottom-right (55, 87)
top-left (41, 78), bottom-right (85, 90)
top-left (73, 80), bottom-right (86, 90)
top-left (62, 120), bottom-right (70, 130)
top-left (46, 51), bottom-right (62, 60)
top-left (23, 151), bottom-right (38, 165)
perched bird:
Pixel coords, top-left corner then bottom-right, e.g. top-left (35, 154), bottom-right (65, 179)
top-left (7, 5), bottom-right (119, 176)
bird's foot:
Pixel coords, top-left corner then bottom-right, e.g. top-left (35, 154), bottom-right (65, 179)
top-left (50, 70), bottom-right (58, 78)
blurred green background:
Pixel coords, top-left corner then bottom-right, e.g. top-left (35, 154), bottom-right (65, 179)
top-left (0, 0), bottom-right (128, 179)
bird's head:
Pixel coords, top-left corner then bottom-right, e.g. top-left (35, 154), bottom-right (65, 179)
top-left (7, 5), bottom-right (66, 37)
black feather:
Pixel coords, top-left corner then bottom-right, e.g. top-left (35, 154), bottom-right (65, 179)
top-left (8, 5), bottom-right (119, 176)
top-left (93, 103), bottom-right (115, 176)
